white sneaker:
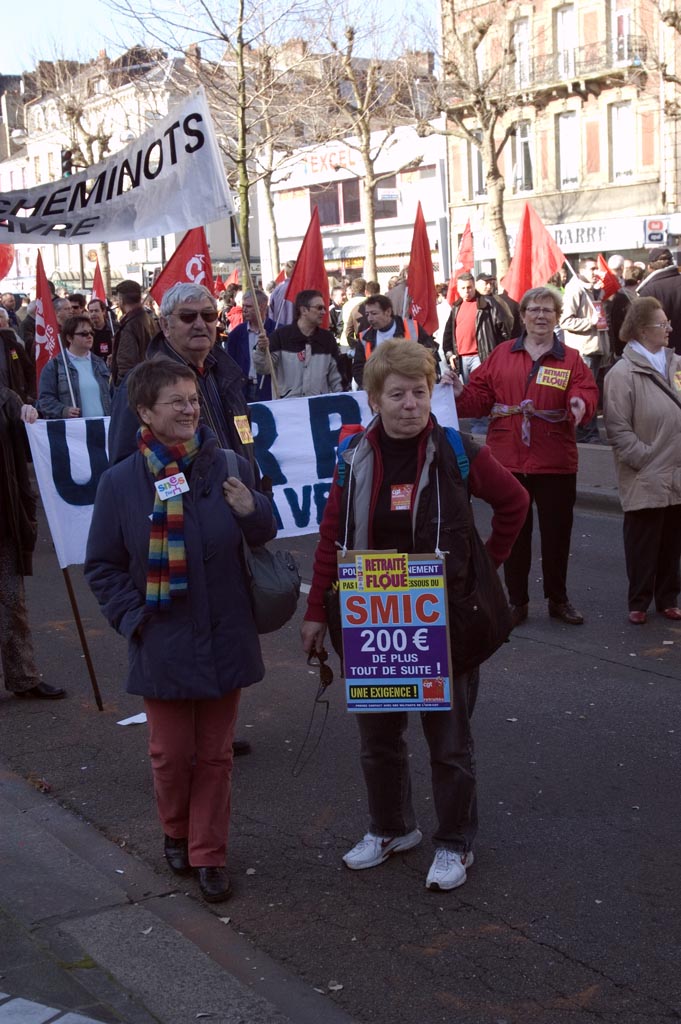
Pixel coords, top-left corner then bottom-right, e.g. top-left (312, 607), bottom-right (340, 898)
top-left (342, 829), bottom-right (423, 870)
top-left (425, 848), bottom-right (474, 890)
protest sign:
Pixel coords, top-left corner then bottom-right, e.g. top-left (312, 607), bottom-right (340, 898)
top-left (338, 551), bottom-right (453, 712)
top-left (25, 385), bottom-right (457, 567)
top-left (0, 89), bottom-right (232, 245)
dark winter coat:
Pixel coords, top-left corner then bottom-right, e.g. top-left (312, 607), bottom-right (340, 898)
top-left (352, 316), bottom-right (439, 388)
top-left (84, 427), bottom-right (277, 700)
top-left (637, 265), bottom-right (681, 355)
top-left (226, 316), bottom-right (275, 402)
top-left (110, 306), bottom-right (156, 385)
top-left (442, 296), bottom-right (508, 364)
top-left (0, 387), bottom-right (37, 575)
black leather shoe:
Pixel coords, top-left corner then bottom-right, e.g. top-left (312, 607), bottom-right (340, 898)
top-left (510, 604), bottom-right (528, 629)
top-left (196, 866), bottom-right (232, 903)
top-left (14, 682), bottom-right (67, 700)
top-left (164, 835), bottom-right (191, 875)
top-left (232, 738), bottom-right (251, 756)
top-left (548, 600), bottom-right (584, 625)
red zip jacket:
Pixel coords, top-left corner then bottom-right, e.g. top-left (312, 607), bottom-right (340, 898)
top-left (455, 336), bottom-right (599, 475)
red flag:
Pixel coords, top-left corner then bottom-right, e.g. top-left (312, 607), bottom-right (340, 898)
top-left (597, 254), bottom-right (621, 300)
top-left (285, 208), bottom-right (330, 328)
top-left (407, 202), bottom-right (438, 336)
top-left (34, 252), bottom-right (61, 384)
top-left (274, 268), bottom-right (286, 285)
top-left (446, 220), bottom-right (474, 305)
top-left (500, 203), bottom-right (566, 302)
top-left (149, 227), bottom-right (214, 304)
top-left (91, 259), bottom-right (107, 304)
top-left (213, 274), bottom-right (225, 296)
top-left (225, 267), bottom-right (239, 287)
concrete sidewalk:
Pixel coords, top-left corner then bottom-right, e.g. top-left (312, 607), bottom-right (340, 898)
top-left (0, 768), bottom-right (357, 1024)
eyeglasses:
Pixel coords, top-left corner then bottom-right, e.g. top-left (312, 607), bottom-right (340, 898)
top-left (524, 306), bottom-right (556, 316)
top-left (650, 321), bottom-right (671, 329)
top-left (172, 309), bottom-right (219, 324)
top-left (154, 396), bottom-right (202, 411)
top-left (292, 645), bottom-right (334, 777)
top-left (306, 305), bottom-right (327, 312)
top-left (73, 330), bottom-right (94, 337)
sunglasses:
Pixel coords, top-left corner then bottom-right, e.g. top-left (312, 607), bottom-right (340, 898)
top-left (173, 309), bottom-right (219, 324)
top-left (307, 645), bottom-right (334, 689)
top-left (73, 331), bottom-right (94, 337)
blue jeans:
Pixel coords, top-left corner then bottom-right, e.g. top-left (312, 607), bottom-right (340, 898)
top-left (356, 668), bottom-right (479, 852)
top-left (461, 355), bottom-right (489, 434)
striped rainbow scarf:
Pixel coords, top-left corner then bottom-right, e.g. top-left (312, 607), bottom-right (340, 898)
top-left (137, 426), bottom-right (200, 610)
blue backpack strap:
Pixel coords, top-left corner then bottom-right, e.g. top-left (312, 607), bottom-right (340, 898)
top-left (444, 426), bottom-right (470, 481)
top-left (336, 429), bottom-right (363, 487)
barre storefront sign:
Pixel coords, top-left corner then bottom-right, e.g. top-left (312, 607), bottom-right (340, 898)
top-left (0, 89), bottom-right (232, 244)
top-left (26, 387), bottom-right (458, 568)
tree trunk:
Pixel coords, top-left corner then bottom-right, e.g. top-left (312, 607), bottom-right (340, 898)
top-left (262, 169), bottom-right (280, 281)
top-left (235, 0), bottom-right (250, 265)
top-left (481, 132), bottom-right (511, 277)
top-left (99, 242), bottom-right (112, 296)
top-left (361, 173), bottom-right (377, 281)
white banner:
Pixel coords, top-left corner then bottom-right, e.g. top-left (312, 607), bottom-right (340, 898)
top-left (26, 387), bottom-right (458, 568)
top-left (0, 90), bottom-right (233, 245)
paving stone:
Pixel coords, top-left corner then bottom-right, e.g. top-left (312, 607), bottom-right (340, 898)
top-left (0, 998), bottom-right (60, 1024)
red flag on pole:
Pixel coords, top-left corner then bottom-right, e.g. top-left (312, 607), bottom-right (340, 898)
top-left (407, 202), bottom-right (438, 336)
top-left (224, 267), bottom-right (239, 287)
top-left (446, 220), bottom-right (474, 305)
top-left (273, 268), bottom-right (286, 285)
top-left (285, 207), bottom-right (330, 328)
top-left (213, 274), bottom-right (225, 296)
top-left (91, 259), bottom-right (107, 304)
top-left (500, 203), bottom-right (566, 302)
top-left (149, 227), bottom-right (214, 304)
top-left (34, 252), bottom-right (61, 384)
top-left (597, 253), bottom-right (621, 299)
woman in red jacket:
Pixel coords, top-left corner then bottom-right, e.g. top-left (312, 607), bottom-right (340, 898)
top-left (448, 286), bottom-right (599, 627)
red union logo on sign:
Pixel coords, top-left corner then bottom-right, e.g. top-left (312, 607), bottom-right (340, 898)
top-left (185, 253), bottom-right (207, 284)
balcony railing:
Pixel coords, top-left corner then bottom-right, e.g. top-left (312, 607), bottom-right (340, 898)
top-left (511, 36), bottom-right (648, 92)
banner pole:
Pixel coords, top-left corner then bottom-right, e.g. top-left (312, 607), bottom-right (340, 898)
top-left (55, 332), bottom-right (78, 410)
top-left (228, 209), bottom-right (280, 399)
top-left (61, 567), bottom-right (104, 711)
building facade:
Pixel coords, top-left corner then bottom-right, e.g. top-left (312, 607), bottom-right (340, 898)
top-left (442, 0), bottom-right (681, 270)
top-left (258, 124), bottom-right (449, 289)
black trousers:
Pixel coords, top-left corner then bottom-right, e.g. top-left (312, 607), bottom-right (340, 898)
top-left (623, 505), bottom-right (681, 612)
top-left (503, 473), bottom-right (577, 607)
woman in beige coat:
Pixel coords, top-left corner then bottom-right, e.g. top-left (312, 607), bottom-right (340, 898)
top-left (603, 297), bottom-right (681, 624)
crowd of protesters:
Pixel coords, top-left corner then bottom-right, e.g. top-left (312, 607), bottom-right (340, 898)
top-left (2, 242), bottom-right (681, 902)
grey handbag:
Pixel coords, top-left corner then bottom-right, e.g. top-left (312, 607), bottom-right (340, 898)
top-left (223, 449), bottom-right (301, 633)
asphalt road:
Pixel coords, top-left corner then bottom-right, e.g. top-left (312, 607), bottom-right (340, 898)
top-left (2, 501), bottom-right (680, 1024)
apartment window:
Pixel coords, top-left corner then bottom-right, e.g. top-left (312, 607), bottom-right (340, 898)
top-left (33, 155), bottom-right (41, 183)
top-left (129, 239), bottom-right (139, 253)
top-left (150, 237), bottom-right (160, 250)
top-left (512, 121), bottom-right (534, 192)
top-left (469, 133), bottom-right (486, 197)
top-left (374, 175), bottom-right (398, 219)
top-left (513, 18), bottom-right (531, 89)
top-left (614, 9), bottom-right (631, 60)
top-left (610, 102), bottom-right (634, 179)
top-left (557, 112), bottom-right (579, 189)
top-left (47, 151), bottom-right (56, 180)
top-left (309, 178), bottom-right (362, 226)
top-left (555, 6), bottom-right (576, 79)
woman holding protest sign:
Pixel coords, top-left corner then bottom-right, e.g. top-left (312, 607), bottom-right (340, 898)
top-left (301, 339), bottom-right (527, 891)
top-left (85, 357), bottom-right (276, 903)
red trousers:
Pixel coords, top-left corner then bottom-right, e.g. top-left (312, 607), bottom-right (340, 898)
top-left (144, 691), bottom-right (241, 866)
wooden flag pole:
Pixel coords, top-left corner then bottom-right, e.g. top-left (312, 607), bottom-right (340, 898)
top-left (229, 209), bottom-right (280, 398)
top-left (61, 567), bottom-right (104, 711)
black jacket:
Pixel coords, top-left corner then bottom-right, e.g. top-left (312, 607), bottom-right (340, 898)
top-left (352, 316), bottom-right (438, 388)
top-left (442, 296), bottom-right (508, 364)
top-left (637, 265), bottom-right (681, 355)
top-left (0, 387), bottom-right (37, 575)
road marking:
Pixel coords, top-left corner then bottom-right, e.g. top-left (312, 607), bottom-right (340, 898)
top-left (0, 996), bottom-right (111, 1024)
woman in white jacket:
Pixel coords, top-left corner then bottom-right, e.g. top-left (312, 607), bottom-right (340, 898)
top-left (603, 296), bottom-right (681, 624)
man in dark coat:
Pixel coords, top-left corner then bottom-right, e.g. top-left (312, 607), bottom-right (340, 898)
top-left (110, 279), bottom-right (156, 385)
top-left (0, 389), bottom-right (65, 699)
top-left (637, 247), bottom-right (681, 355)
top-left (226, 288), bottom-right (274, 402)
top-left (352, 294), bottom-right (439, 388)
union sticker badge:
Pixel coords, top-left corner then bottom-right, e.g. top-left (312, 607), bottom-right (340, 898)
top-left (536, 366), bottom-right (571, 390)
top-left (674, 370), bottom-right (681, 392)
top-left (234, 414), bottom-right (253, 444)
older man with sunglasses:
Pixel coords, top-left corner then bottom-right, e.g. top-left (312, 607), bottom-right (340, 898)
top-left (108, 283), bottom-right (255, 470)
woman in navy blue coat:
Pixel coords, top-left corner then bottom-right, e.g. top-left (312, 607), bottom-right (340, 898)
top-left (85, 357), bottom-right (276, 903)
